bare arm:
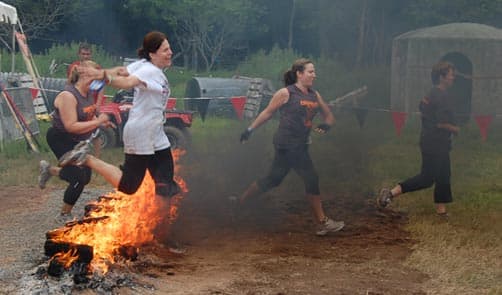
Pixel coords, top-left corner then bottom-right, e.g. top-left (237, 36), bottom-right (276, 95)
top-left (54, 91), bottom-right (109, 135)
top-left (240, 88), bottom-right (289, 143)
top-left (437, 123), bottom-right (459, 135)
top-left (78, 66), bottom-right (144, 90)
top-left (316, 91), bottom-right (335, 125)
top-left (248, 88), bottom-right (289, 130)
top-left (314, 91), bottom-right (335, 133)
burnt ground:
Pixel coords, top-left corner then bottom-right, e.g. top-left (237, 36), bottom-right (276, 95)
top-left (0, 184), bottom-right (429, 295)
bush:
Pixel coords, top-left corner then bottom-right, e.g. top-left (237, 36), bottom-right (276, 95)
top-left (235, 47), bottom-right (390, 109)
top-left (0, 42), bottom-right (119, 79)
top-left (235, 45), bottom-right (302, 85)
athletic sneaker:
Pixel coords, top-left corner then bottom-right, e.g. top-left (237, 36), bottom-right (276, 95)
top-left (166, 240), bottom-right (187, 255)
top-left (55, 212), bottom-right (74, 225)
top-left (436, 212), bottom-right (449, 222)
top-left (38, 160), bottom-right (51, 189)
top-left (316, 218), bottom-right (345, 236)
top-left (58, 141), bottom-right (91, 167)
top-left (376, 188), bottom-right (393, 208)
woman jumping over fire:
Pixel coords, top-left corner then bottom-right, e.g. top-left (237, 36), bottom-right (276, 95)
top-left (57, 31), bottom-right (180, 206)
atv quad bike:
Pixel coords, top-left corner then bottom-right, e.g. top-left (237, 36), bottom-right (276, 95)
top-left (98, 90), bottom-right (194, 150)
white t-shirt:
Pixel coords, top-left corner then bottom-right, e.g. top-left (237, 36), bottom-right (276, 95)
top-left (123, 59), bottom-right (171, 154)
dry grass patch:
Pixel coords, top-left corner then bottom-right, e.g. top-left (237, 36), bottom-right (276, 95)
top-left (397, 193), bottom-right (502, 295)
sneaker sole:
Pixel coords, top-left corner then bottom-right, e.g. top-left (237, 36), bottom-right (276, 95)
top-left (38, 161), bottom-right (51, 189)
top-left (376, 189), bottom-right (391, 209)
top-left (316, 222), bottom-right (345, 236)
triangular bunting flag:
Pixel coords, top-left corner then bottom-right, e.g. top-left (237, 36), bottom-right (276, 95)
top-left (197, 98), bottom-right (211, 121)
top-left (353, 108), bottom-right (368, 128)
top-left (391, 111), bottom-right (407, 137)
top-left (29, 88), bottom-right (39, 99)
top-left (475, 115), bottom-right (493, 141)
top-left (230, 96), bottom-right (247, 120)
top-left (166, 98), bottom-right (176, 110)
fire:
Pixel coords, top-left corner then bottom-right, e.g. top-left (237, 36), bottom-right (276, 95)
top-left (47, 149), bottom-right (188, 274)
top-left (52, 248), bottom-right (79, 269)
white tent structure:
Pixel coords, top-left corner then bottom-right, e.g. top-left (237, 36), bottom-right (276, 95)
top-left (0, 1), bottom-right (18, 72)
top-left (0, 1), bottom-right (46, 149)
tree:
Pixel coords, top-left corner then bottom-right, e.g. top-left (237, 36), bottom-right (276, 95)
top-left (124, 0), bottom-right (264, 71)
top-left (403, 0), bottom-right (502, 28)
top-left (1, 0), bottom-right (88, 38)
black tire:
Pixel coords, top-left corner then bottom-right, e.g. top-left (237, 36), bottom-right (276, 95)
top-left (164, 126), bottom-right (187, 150)
top-left (98, 127), bottom-right (118, 149)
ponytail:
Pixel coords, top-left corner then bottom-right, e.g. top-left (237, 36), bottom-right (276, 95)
top-left (283, 70), bottom-right (297, 86)
top-left (283, 58), bottom-right (313, 87)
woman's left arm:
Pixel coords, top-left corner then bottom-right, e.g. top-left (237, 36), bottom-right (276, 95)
top-left (314, 91), bottom-right (335, 133)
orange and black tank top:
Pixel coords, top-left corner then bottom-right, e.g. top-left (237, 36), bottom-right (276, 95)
top-left (52, 84), bottom-right (97, 141)
top-left (273, 84), bottom-right (319, 148)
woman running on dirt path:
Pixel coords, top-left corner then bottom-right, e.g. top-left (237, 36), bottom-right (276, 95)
top-left (57, 31), bottom-right (180, 206)
top-left (376, 61), bottom-right (459, 220)
top-left (238, 58), bottom-right (345, 236)
top-left (38, 60), bottom-right (112, 223)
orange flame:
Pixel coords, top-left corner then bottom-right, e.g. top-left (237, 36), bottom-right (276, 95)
top-left (49, 149), bottom-right (187, 273)
top-left (52, 248), bottom-right (79, 269)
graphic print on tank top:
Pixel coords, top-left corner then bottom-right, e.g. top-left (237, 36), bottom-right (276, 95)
top-left (300, 99), bottom-right (319, 128)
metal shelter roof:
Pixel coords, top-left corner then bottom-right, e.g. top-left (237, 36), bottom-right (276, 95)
top-left (395, 22), bottom-right (502, 40)
top-left (0, 1), bottom-right (17, 24)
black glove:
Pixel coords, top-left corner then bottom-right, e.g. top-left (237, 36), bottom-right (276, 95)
top-left (240, 128), bottom-right (253, 143)
top-left (315, 123), bottom-right (331, 133)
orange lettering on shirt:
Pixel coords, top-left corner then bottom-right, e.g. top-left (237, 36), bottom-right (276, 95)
top-left (300, 99), bottom-right (319, 128)
top-left (83, 105), bottom-right (97, 121)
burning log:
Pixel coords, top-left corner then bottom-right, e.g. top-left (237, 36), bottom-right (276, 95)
top-left (45, 216), bottom-right (109, 240)
top-left (84, 204), bottom-right (116, 217)
top-left (64, 216), bottom-right (109, 227)
top-left (46, 228), bottom-right (71, 240)
top-left (114, 245), bottom-right (139, 261)
top-left (44, 240), bottom-right (93, 264)
top-left (42, 168), bottom-right (187, 279)
top-left (97, 195), bottom-right (123, 202)
top-left (45, 240), bottom-right (93, 277)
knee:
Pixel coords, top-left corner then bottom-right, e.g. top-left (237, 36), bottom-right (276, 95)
top-left (423, 178), bottom-right (434, 188)
top-left (261, 177), bottom-right (282, 191)
top-left (269, 179), bottom-right (282, 189)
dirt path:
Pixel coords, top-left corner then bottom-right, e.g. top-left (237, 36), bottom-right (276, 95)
top-left (0, 184), bottom-right (429, 294)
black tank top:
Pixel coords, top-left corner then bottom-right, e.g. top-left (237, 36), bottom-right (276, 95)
top-left (273, 84), bottom-right (319, 148)
top-left (52, 84), bottom-right (97, 141)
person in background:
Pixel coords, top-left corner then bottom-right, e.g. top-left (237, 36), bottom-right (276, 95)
top-left (67, 43), bottom-right (95, 77)
top-left (38, 60), bottom-right (112, 223)
top-left (67, 42), bottom-right (106, 154)
top-left (377, 61), bottom-right (459, 220)
top-left (57, 31), bottom-right (181, 214)
top-left (238, 58), bottom-right (345, 236)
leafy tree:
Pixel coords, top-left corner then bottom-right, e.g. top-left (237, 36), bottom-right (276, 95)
top-left (403, 0), bottom-right (502, 27)
top-left (1, 0), bottom-right (90, 38)
top-left (124, 0), bottom-right (264, 71)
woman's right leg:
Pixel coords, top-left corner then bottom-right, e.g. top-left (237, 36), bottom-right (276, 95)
top-left (84, 153), bottom-right (148, 195)
top-left (378, 151), bottom-right (434, 208)
top-left (46, 128), bottom-right (83, 215)
top-left (240, 148), bottom-right (290, 203)
top-left (59, 166), bottom-right (92, 213)
top-left (84, 155), bottom-right (124, 188)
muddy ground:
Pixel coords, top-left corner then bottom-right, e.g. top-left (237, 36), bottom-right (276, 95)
top-left (0, 182), bottom-right (429, 295)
